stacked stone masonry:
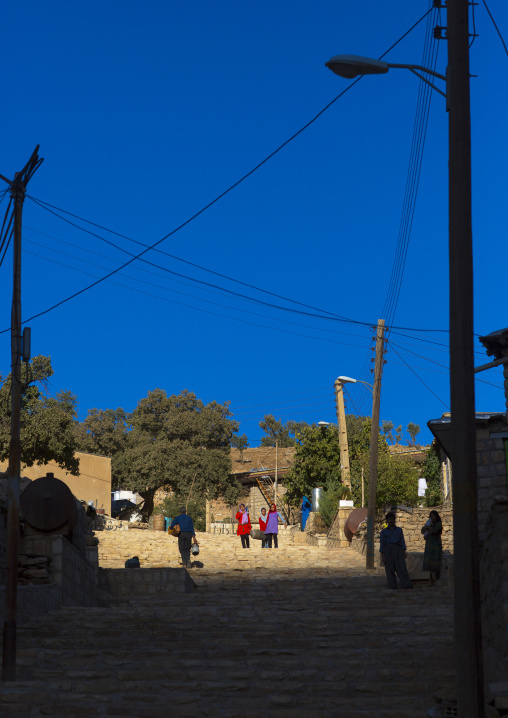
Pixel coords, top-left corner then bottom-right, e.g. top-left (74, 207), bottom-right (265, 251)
top-left (480, 495), bottom-right (508, 683)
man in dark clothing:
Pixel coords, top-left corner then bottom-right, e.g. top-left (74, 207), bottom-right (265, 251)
top-left (379, 512), bottom-right (413, 589)
top-left (170, 507), bottom-right (197, 568)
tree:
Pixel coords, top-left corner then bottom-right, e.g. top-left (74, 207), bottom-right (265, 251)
top-left (0, 355), bottom-right (79, 473)
top-left (350, 450), bottom-right (420, 510)
top-left (109, 389), bottom-right (242, 516)
top-left (76, 407), bottom-right (128, 457)
top-left (395, 425), bottom-right (403, 444)
top-left (259, 415), bottom-right (309, 447)
top-left (407, 422), bottom-right (420, 445)
top-left (422, 443), bottom-right (442, 506)
top-left (318, 475), bottom-right (351, 527)
top-left (231, 433), bottom-right (249, 462)
top-left (283, 424), bottom-right (343, 506)
top-left (381, 420), bottom-right (394, 444)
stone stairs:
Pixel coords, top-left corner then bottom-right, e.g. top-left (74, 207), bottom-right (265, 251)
top-left (0, 528), bottom-right (455, 717)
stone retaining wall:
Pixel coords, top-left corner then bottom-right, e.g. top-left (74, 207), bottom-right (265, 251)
top-left (351, 506), bottom-right (453, 557)
top-left (480, 494), bottom-right (508, 682)
top-left (0, 583), bottom-right (61, 624)
top-left (22, 534), bottom-right (98, 607)
top-left (98, 567), bottom-right (196, 596)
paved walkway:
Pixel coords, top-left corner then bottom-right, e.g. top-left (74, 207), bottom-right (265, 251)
top-left (0, 528), bottom-right (455, 717)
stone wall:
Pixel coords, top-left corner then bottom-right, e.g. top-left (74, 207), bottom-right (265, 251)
top-left (480, 494), bottom-right (508, 683)
top-left (0, 584), bottom-right (61, 624)
top-left (351, 506), bottom-right (454, 557)
top-left (98, 567), bottom-right (196, 596)
top-left (327, 507), bottom-right (356, 549)
top-left (22, 534), bottom-right (98, 608)
top-left (476, 422), bottom-right (508, 541)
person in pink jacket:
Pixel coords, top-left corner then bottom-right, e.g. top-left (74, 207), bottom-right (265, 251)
top-left (264, 503), bottom-right (286, 549)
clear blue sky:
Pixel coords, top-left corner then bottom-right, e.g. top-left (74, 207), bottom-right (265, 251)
top-left (1, 1), bottom-right (507, 447)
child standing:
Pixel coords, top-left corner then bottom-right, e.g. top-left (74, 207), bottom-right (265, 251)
top-left (259, 507), bottom-right (268, 548)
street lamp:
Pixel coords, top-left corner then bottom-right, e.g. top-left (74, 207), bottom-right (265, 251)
top-left (325, 55), bottom-right (447, 98)
top-left (325, 2), bottom-right (483, 712)
top-left (337, 375), bottom-right (374, 394)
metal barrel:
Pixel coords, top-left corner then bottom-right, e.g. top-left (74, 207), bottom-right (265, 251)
top-left (311, 487), bottom-right (323, 512)
top-left (152, 514), bottom-right (165, 531)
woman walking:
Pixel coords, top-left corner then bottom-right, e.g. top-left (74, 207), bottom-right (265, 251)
top-left (259, 507), bottom-right (268, 548)
top-left (264, 503), bottom-right (286, 549)
top-left (422, 510), bottom-right (443, 580)
top-left (236, 503), bottom-right (251, 548)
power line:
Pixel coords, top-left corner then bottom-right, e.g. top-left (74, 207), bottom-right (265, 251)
top-left (22, 232), bottom-right (379, 343)
top-left (483, 0), bottom-right (508, 56)
top-left (390, 343), bottom-right (449, 408)
top-left (8, 10), bottom-right (437, 334)
top-left (20, 249), bottom-right (375, 348)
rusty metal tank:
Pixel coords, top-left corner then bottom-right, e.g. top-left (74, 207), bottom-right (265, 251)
top-left (20, 473), bottom-right (78, 534)
top-left (344, 507), bottom-right (368, 542)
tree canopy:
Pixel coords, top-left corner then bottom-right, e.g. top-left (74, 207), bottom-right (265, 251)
top-left (78, 388), bottom-right (242, 516)
top-left (283, 424), bottom-right (343, 506)
top-left (258, 414), bottom-right (309, 447)
top-left (282, 414), bottom-right (422, 513)
top-left (0, 355), bottom-right (79, 474)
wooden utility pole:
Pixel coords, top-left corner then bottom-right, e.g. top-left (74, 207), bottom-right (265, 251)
top-left (361, 467), bottom-right (364, 508)
top-left (447, 1), bottom-right (484, 713)
top-left (334, 379), bottom-right (351, 488)
top-left (205, 499), bottom-right (211, 533)
top-left (274, 440), bottom-right (278, 505)
top-left (1, 147), bottom-right (42, 681)
top-left (365, 319), bottom-right (385, 570)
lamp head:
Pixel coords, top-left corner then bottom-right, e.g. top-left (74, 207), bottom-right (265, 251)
top-left (325, 55), bottom-right (389, 79)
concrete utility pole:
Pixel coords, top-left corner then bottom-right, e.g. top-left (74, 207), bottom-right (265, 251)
top-left (365, 319), bottom-right (385, 570)
top-left (0, 146), bottom-right (43, 681)
top-left (334, 378), bottom-right (351, 488)
top-left (447, 1), bottom-right (484, 713)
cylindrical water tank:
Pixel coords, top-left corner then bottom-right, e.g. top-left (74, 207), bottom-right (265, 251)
top-left (311, 487), bottom-right (323, 512)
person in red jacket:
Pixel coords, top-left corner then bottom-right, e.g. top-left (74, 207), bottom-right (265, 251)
top-left (236, 503), bottom-right (251, 548)
top-left (259, 507), bottom-right (268, 549)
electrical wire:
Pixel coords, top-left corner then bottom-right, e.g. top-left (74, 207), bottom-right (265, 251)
top-left (20, 248), bottom-right (375, 348)
top-left (23, 242), bottom-right (378, 349)
top-left (22, 231), bottom-right (379, 341)
top-left (382, 1), bottom-right (441, 327)
top-left (483, 0), bottom-right (508, 56)
top-left (11, 8), bottom-right (437, 335)
top-left (390, 343), bottom-right (449, 408)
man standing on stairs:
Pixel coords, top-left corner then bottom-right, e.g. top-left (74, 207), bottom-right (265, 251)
top-left (170, 507), bottom-right (197, 568)
top-left (379, 512), bottom-right (413, 589)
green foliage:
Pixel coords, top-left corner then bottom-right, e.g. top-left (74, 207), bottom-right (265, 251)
top-left (284, 424), bottom-right (342, 506)
top-left (407, 422), bottom-right (420, 445)
top-left (0, 355), bottom-right (79, 473)
top-left (79, 388), bottom-right (241, 517)
top-left (347, 417), bottom-right (420, 509)
top-left (76, 407), bottom-right (128, 457)
top-left (231, 433), bottom-right (249, 451)
top-left (376, 453), bottom-right (419, 508)
top-left (231, 433), bottom-right (249, 462)
top-left (259, 414), bottom-right (309, 447)
top-left (159, 494), bottom-right (206, 532)
top-left (318, 476), bottom-right (352, 528)
top-left (381, 420), bottom-right (394, 444)
top-left (423, 443), bottom-right (442, 506)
